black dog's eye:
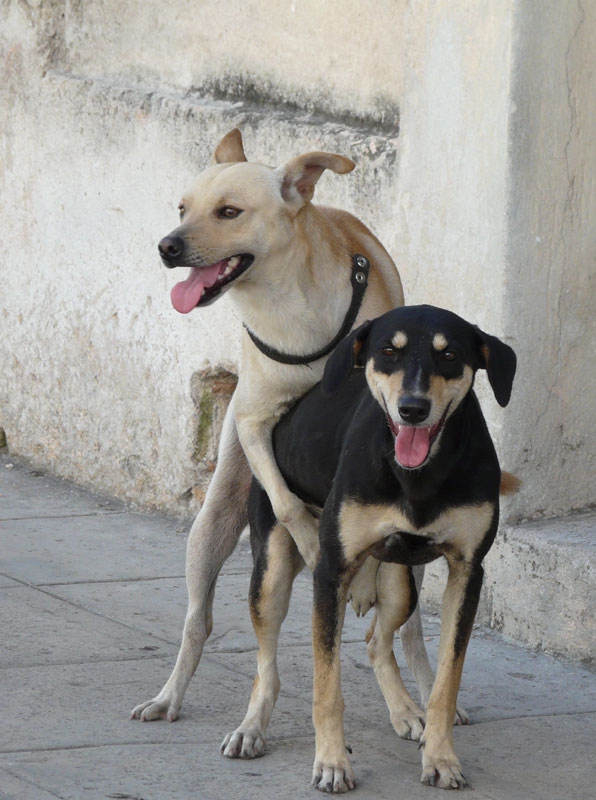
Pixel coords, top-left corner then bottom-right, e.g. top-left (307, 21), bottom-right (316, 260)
top-left (381, 346), bottom-right (402, 358)
top-left (178, 204), bottom-right (185, 220)
top-left (217, 206), bottom-right (243, 219)
top-left (442, 349), bottom-right (458, 362)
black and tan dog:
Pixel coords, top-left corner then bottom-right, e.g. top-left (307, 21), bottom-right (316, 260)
top-left (241, 304), bottom-right (516, 792)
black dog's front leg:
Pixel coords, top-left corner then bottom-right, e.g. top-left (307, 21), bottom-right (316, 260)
top-left (311, 515), bottom-right (356, 794)
top-left (420, 556), bottom-right (485, 789)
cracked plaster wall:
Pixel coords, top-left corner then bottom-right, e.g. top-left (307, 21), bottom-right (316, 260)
top-left (503, 0), bottom-right (596, 518)
top-left (0, 1), bottom-right (594, 520)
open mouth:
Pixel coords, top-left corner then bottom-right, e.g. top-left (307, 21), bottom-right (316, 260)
top-left (170, 254), bottom-right (254, 313)
top-left (387, 406), bottom-right (449, 470)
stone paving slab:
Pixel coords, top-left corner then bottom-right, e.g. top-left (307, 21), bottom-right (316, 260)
top-left (0, 512), bottom-right (185, 586)
top-left (0, 586), bottom-right (169, 669)
top-left (4, 713), bottom-right (595, 800)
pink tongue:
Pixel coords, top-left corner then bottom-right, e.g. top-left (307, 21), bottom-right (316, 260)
top-left (170, 262), bottom-right (226, 314)
top-left (395, 426), bottom-right (431, 468)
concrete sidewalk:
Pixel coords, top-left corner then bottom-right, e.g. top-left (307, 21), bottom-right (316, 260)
top-left (1, 454), bottom-right (595, 800)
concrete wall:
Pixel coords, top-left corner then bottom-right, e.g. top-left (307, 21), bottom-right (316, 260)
top-left (1, 1), bottom-right (594, 527)
top-left (504, 0), bottom-right (596, 518)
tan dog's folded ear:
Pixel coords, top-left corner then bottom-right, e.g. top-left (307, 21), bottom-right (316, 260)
top-left (213, 128), bottom-right (248, 164)
top-left (278, 151), bottom-right (355, 208)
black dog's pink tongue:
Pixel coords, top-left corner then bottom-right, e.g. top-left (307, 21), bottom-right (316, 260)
top-left (170, 263), bottom-right (224, 314)
top-left (395, 426), bottom-right (431, 468)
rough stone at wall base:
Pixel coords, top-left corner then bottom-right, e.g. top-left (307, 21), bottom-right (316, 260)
top-left (175, 367), bottom-right (238, 515)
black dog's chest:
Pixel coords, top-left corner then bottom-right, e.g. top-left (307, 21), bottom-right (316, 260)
top-left (338, 497), bottom-right (496, 567)
top-left (371, 530), bottom-right (444, 566)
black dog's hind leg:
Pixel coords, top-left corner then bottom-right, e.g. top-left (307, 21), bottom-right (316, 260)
top-left (221, 484), bottom-right (304, 759)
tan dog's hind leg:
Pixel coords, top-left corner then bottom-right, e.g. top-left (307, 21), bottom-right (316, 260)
top-left (419, 556), bottom-right (483, 789)
top-left (366, 563), bottom-right (426, 741)
top-left (400, 567), bottom-right (470, 726)
top-left (221, 523), bottom-right (304, 758)
top-left (131, 399), bottom-right (252, 722)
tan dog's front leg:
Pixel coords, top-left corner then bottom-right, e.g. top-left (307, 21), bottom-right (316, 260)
top-left (400, 567), bottom-right (470, 727)
top-left (236, 414), bottom-right (320, 570)
top-left (312, 559), bottom-right (355, 793)
top-left (420, 557), bottom-right (484, 789)
top-left (348, 555), bottom-right (379, 616)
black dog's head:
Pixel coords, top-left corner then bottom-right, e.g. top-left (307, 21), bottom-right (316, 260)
top-left (322, 305), bottom-right (516, 470)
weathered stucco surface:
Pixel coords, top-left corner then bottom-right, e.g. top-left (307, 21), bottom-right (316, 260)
top-left (503, 1), bottom-right (596, 518)
top-left (1, 0), bottom-right (594, 528)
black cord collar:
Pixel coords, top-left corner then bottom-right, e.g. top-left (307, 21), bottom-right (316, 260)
top-left (244, 254), bottom-right (370, 366)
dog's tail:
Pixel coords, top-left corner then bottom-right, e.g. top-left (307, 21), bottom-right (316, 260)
top-left (500, 471), bottom-right (521, 496)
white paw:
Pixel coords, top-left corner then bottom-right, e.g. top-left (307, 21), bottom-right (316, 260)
top-left (284, 504), bottom-right (320, 571)
top-left (220, 728), bottom-right (265, 759)
top-left (348, 587), bottom-right (377, 617)
top-left (421, 753), bottom-right (467, 789)
top-left (348, 560), bottom-right (378, 616)
top-left (390, 709), bottom-right (425, 742)
top-left (130, 697), bottom-right (180, 722)
top-left (312, 758), bottom-right (356, 793)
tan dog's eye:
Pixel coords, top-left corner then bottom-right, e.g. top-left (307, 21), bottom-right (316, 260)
top-left (217, 206), bottom-right (243, 219)
top-left (178, 204), bottom-right (185, 220)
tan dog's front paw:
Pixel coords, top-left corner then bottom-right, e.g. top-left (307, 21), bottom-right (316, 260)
top-left (312, 751), bottom-right (356, 793)
top-left (421, 753), bottom-right (467, 790)
top-left (276, 499), bottom-right (320, 571)
top-left (348, 559), bottom-right (378, 616)
top-left (390, 708), bottom-right (425, 742)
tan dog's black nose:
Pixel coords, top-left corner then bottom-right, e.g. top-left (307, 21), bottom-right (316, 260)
top-left (398, 397), bottom-right (431, 424)
top-left (158, 235), bottom-right (184, 265)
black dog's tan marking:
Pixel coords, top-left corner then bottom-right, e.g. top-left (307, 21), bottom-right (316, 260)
top-left (249, 305), bottom-right (516, 791)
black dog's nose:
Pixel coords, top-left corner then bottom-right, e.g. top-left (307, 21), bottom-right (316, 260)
top-left (158, 235), bottom-right (184, 264)
top-left (398, 397), bottom-right (431, 424)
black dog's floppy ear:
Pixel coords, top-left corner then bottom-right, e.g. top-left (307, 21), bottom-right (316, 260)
top-left (321, 320), bottom-right (372, 398)
top-left (475, 328), bottom-right (517, 407)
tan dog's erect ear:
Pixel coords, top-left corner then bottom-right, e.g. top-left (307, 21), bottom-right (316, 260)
top-left (213, 128), bottom-right (248, 164)
top-left (278, 151), bottom-right (355, 207)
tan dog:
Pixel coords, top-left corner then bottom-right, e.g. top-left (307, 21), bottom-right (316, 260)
top-left (130, 130), bottom-right (458, 741)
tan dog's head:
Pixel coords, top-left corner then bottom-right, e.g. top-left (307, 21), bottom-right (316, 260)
top-left (158, 129), bottom-right (354, 312)
top-left (322, 305), bottom-right (517, 470)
